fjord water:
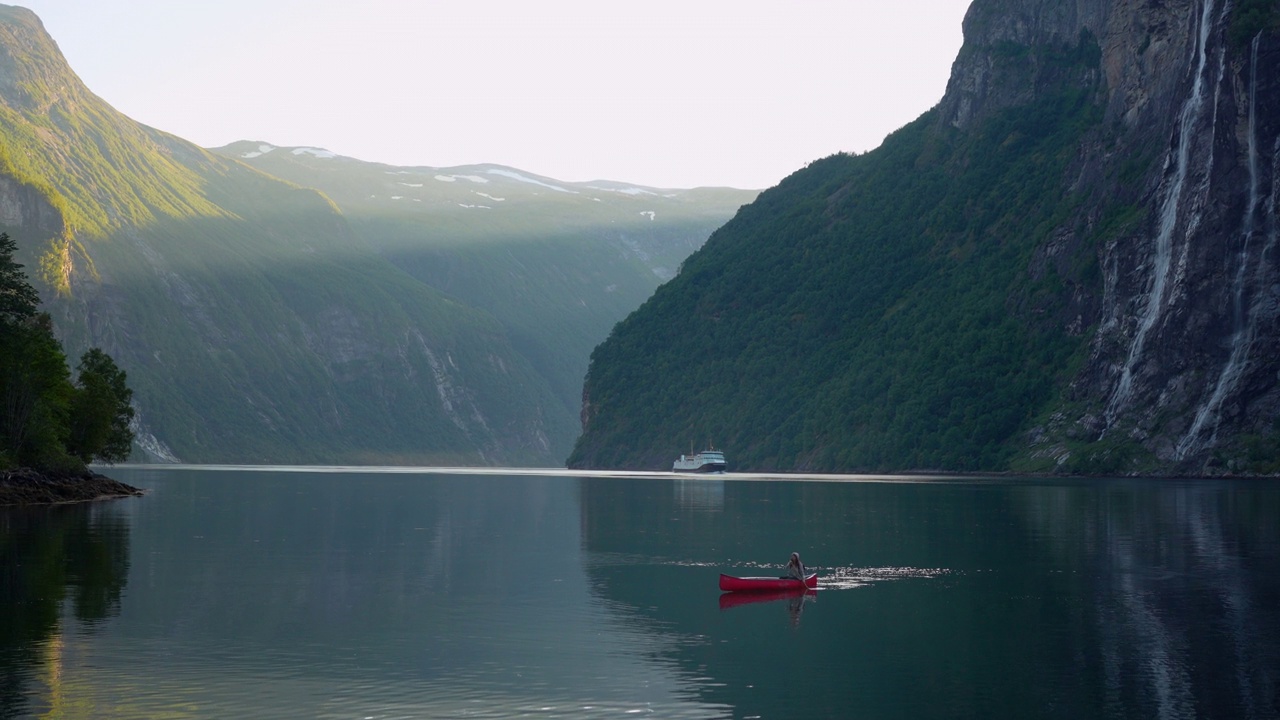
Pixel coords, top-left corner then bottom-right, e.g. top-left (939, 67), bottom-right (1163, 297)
top-left (3, 468), bottom-right (1278, 719)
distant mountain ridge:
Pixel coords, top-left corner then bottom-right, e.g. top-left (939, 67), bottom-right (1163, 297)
top-left (569, 0), bottom-right (1280, 475)
top-left (214, 140), bottom-right (750, 284)
top-left (0, 4), bottom-right (755, 465)
top-left (212, 141), bottom-right (757, 459)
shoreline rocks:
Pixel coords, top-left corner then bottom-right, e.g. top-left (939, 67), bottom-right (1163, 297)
top-left (0, 467), bottom-right (144, 506)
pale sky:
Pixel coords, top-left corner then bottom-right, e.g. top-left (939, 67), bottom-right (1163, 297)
top-left (17, 0), bottom-right (972, 189)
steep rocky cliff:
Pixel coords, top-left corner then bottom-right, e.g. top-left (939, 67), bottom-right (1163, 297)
top-left (570, 0), bottom-right (1280, 475)
top-left (1011, 0), bottom-right (1280, 473)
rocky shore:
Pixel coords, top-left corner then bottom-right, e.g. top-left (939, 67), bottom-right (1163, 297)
top-left (0, 467), bottom-right (144, 506)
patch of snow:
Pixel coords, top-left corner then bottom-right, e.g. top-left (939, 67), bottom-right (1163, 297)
top-left (391, 196), bottom-right (404, 200)
top-left (458, 203), bottom-right (492, 209)
top-left (241, 143), bottom-right (275, 159)
top-left (398, 182), bottom-right (424, 188)
top-left (292, 147), bottom-right (336, 159)
top-left (487, 169), bottom-right (577, 194)
top-left (589, 185), bottom-right (656, 196)
top-left (435, 174), bottom-right (489, 184)
top-left (591, 197), bottom-right (602, 202)
top-left (474, 192), bottom-right (505, 202)
top-left (640, 211), bottom-right (655, 221)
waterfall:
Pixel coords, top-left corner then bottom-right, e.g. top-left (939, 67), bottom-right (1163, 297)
top-left (1176, 34), bottom-right (1266, 460)
top-left (1105, 0), bottom-right (1218, 427)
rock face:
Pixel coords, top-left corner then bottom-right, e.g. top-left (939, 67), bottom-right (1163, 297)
top-left (0, 174), bottom-right (63, 235)
top-left (945, 0), bottom-right (1280, 473)
top-left (908, 0), bottom-right (1280, 473)
top-left (0, 467), bottom-right (143, 506)
top-left (995, 0), bottom-right (1280, 473)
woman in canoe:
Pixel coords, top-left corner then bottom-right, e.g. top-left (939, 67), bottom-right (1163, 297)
top-left (785, 552), bottom-right (806, 581)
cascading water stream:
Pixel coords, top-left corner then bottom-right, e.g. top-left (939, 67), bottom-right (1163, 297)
top-left (1105, 0), bottom-right (1218, 427)
top-left (1176, 34), bottom-right (1266, 461)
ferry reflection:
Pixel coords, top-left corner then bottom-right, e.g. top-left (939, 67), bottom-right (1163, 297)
top-left (673, 478), bottom-right (724, 511)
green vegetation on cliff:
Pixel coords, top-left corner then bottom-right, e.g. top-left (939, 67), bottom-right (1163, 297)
top-left (568, 34), bottom-right (1121, 472)
top-left (0, 7), bottom-right (223, 236)
top-left (1231, 0), bottom-right (1280, 46)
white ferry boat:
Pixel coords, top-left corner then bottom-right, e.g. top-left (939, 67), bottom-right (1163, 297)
top-left (673, 447), bottom-right (727, 473)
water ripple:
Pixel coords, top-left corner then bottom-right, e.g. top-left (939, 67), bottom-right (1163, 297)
top-left (818, 565), bottom-right (953, 590)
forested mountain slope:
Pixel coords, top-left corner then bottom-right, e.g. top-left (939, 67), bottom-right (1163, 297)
top-left (0, 5), bottom-right (749, 465)
top-left (569, 0), bottom-right (1280, 476)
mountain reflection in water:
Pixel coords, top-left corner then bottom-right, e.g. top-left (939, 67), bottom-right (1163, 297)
top-left (581, 475), bottom-right (1280, 719)
top-left (0, 501), bottom-right (131, 714)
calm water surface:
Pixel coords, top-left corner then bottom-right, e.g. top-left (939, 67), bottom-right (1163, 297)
top-left (2, 467), bottom-right (1278, 719)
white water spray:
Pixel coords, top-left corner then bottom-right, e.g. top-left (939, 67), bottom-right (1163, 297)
top-left (1176, 34), bottom-right (1265, 460)
top-left (1105, 0), bottom-right (1218, 426)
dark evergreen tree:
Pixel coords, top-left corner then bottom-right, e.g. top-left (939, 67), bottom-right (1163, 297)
top-left (68, 348), bottom-right (135, 463)
top-left (0, 232), bottom-right (39, 324)
top-left (0, 314), bottom-right (73, 467)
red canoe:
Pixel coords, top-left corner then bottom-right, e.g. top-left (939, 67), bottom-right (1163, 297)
top-left (719, 573), bottom-right (818, 592)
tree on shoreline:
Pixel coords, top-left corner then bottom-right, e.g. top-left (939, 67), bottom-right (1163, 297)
top-left (68, 348), bottom-right (134, 463)
top-left (0, 232), bottom-right (134, 470)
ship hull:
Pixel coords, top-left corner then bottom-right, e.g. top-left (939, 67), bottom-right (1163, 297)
top-left (673, 448), bottom-right (727, 473)
top-left (673, 461), bottom-right (726, 473)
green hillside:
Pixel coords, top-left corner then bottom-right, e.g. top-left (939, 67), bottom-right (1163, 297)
top-left (568, 33), bottom-right (1128, 472)
top-left (0, 5), bottom-right (569, 465)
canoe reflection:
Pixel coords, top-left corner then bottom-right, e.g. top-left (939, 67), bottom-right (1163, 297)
top-left (719, 588), bottom-right (817, 612)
